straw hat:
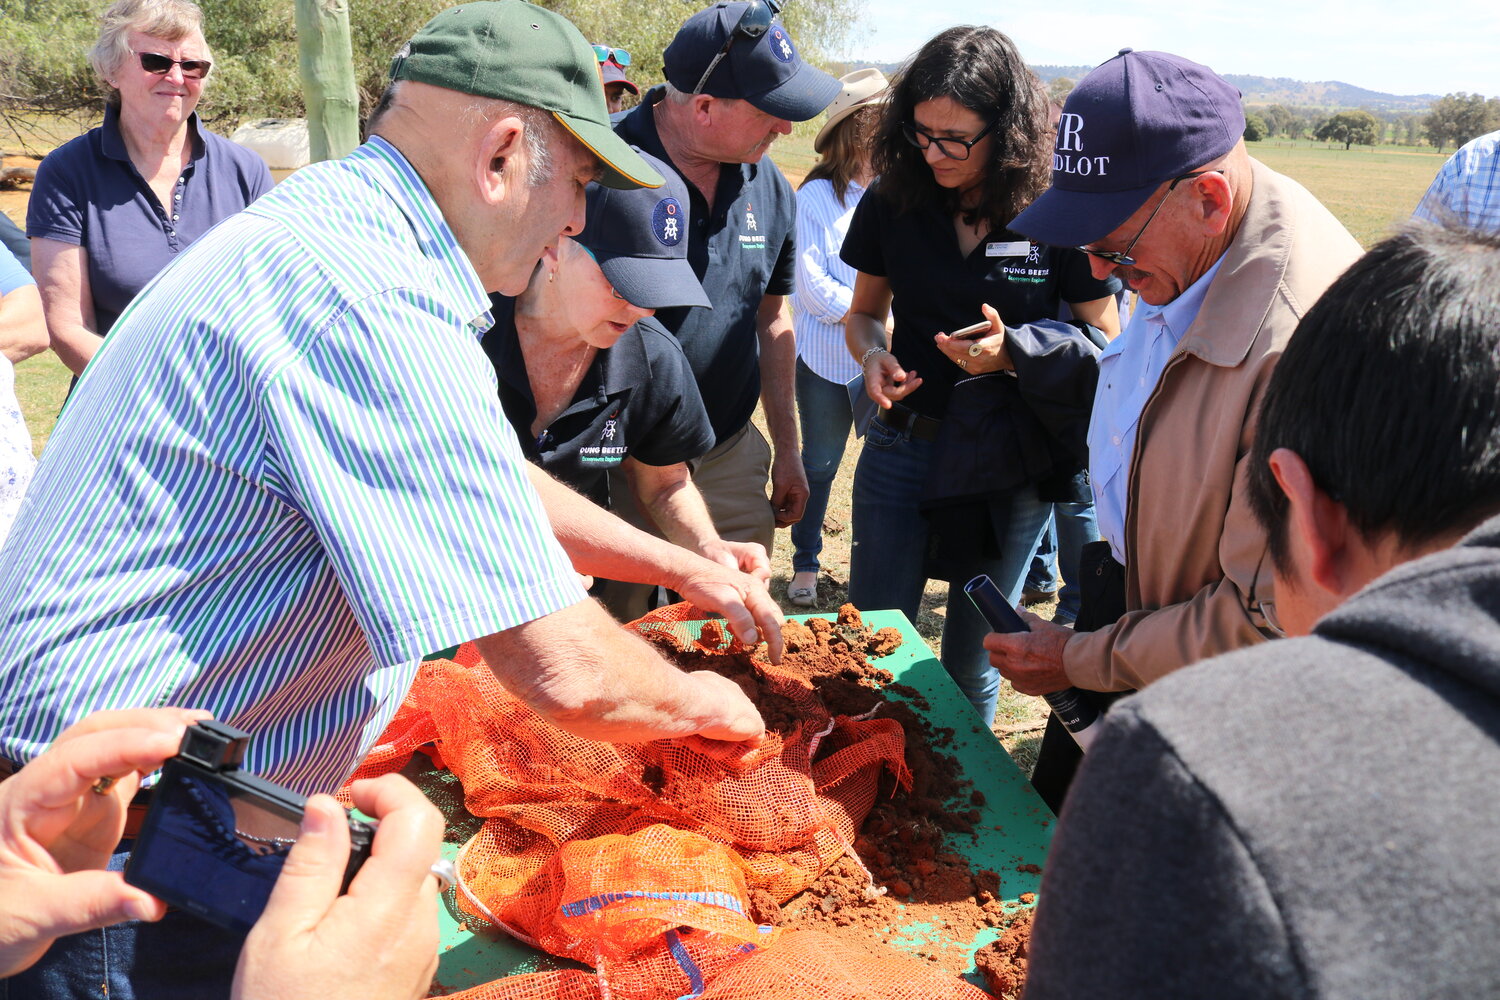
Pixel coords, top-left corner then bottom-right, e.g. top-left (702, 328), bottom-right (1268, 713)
top-left (813, 68), bottom-right (889, 153)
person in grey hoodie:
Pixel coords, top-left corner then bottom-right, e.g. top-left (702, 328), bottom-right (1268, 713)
top-left (1023, 221), bottom-right (1500, 999)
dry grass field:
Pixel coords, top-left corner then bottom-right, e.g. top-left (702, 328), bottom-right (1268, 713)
top-left (2, 129), bottom-right (1450, 768)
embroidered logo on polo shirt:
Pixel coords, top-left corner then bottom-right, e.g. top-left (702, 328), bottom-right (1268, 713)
top-left (769, 27), bottom-right (794, 62)
top-left (738, 201), bottom-right (766, 251)
top-left (1026, 244), bottom-right (1041, 265)
top-left (653, 198), bottom-right (682, 247)
top-left (581, 409), bottom-right (626, 464)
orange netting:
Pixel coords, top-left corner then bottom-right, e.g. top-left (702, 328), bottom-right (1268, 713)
top-left (346, 605), bottom-right (989, 1000)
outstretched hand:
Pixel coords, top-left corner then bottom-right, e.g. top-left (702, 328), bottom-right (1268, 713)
top-left (673, 560), bottom-right (786, 664)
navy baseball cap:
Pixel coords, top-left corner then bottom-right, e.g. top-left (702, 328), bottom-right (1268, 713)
top-left (1010, 49), bottom-right (1245, 248)
top-left (663, 2), bottom-right (839, 122)
top-left (577, 149), bottom-right (711, 310)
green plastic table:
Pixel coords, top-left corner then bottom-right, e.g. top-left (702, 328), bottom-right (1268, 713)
top-left (425, 609), bottom-right (1055, 994)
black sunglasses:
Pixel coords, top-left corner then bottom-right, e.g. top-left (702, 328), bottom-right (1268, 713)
top-left (593, 45), bottom-right (630, 67)
top-left (1078, 169), bottom-right (1225, 267)
top-left (692, 0), bottom-right (780, 96)
top-left (900, 118), bottom-right (1000, 162)
top-left (136, 51), bottom-right (212, 79)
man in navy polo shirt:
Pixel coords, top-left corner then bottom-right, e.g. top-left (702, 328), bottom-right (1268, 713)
top-left (611, 2), bottom-right (838, 617)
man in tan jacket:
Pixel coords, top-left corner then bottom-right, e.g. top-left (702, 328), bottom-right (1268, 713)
top-left (993, 49), bottom-right (1361, 808)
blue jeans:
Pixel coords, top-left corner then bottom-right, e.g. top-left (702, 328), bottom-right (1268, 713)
top-left (2, 847), bottom-right (245, 999)
top-left (848, 415), bottom-right (1051, 725)
top-left (1026, 501), bottom-right (1100, 624)
top-left (791, 357), bottom-right (855, 574)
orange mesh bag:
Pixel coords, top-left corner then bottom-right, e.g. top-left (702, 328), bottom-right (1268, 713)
top-left (691, 929), bottom-right (992, 1000)
top-left (353, 605), bottom-right (924, 1000)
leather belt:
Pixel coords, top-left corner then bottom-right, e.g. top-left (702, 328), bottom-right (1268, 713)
top-left (875, 405), bottom-right (942, 442)
top-left (0, 755), bottom-right (153, 840)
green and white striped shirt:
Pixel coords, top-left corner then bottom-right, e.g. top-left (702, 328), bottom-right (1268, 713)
top-left (0, 137), bottom-right (583, 794)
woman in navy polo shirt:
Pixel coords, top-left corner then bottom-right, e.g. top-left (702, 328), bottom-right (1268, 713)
top-left (27, 0), bottom-right (271, 376)
top-left (840, 26), bottom-right (1121, 725)
top-left (482, 150), bottom-right (771, 593)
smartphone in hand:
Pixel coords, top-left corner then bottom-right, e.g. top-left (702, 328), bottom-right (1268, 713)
top-left (949, 320), bottom-right (992, 341)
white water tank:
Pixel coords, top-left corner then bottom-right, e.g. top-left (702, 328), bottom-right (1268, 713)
top-left (231, 118), bottom-right (311, 170)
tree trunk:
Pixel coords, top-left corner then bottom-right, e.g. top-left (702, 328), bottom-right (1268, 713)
top-left (295, 0), bottom-right (359, 162)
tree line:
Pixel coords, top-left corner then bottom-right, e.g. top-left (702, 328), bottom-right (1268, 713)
top-left (0, 0), bottom-right (860, 149)
top-left (1242, 93), bottom-right (1499, 151)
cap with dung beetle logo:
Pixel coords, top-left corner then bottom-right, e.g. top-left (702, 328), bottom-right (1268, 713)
top-left (577, 148), bottom-right (712, 310)
top-left (663, 1), bottom-right (839, 122)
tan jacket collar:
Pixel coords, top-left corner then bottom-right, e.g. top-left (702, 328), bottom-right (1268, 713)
top-left (1177, 159), bottom-right (1289, 369)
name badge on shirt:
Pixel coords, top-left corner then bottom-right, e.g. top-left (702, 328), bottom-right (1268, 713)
top-left (986, 240), bottom-right (1031, 257)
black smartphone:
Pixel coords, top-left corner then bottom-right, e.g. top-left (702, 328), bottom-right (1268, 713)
top-left (124, 721), bottom-right (375, 934)
top-left (949, 320), bottom-right (992, 341)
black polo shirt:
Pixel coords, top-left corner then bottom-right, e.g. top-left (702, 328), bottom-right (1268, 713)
top-left (615, 87), bottom-right (797, 443)
top-left (840, 180), bottom-right (1120, 420)
top-left (482, 296), bottom-right (716, 507)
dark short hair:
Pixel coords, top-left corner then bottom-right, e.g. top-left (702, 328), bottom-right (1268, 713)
top-left (1248, 223), bottom-right (1500, 570)
top-left (871, 26), bottom-right (1049, 233)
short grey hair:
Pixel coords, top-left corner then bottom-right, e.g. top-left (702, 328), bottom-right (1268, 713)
top-left (90, 0), bottom-right (211, 108)
top-left (366, 84), bottom-right (577, 188)
top-left (455, 95), bottom-right (566, 187)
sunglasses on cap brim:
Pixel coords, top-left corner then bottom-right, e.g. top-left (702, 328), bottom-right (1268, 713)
top-left (692, 0), bottom-right (782, 95)
top-left (593, 45), bottom-right (630, 67)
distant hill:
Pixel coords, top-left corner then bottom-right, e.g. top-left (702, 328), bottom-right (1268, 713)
top-left (1030, 65), bottom-right (1439, 112)
top-left (838, 60), bottom-right (1441, 113)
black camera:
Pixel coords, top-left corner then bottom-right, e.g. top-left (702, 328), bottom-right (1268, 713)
top-left (124, 721), bottom-right (376, 933)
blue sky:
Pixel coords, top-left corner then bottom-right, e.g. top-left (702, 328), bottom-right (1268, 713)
top-left (839, 0), bottom-right (1500, 98)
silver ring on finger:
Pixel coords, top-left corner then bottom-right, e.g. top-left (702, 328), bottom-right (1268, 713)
top-left (968, 342), bottom-right (983, 357)
top-left (428, 858), bottom-right (457, 894)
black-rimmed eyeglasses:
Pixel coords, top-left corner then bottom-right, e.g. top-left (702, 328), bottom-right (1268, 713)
top-left (900, 118), bottom-right (1000, 162)
top-left (136, 51), bottom-right (212, 79)
top-left (692, 0), bottom-right (780, 96)
top-left (1077, 169), bottom-right (1225, 268)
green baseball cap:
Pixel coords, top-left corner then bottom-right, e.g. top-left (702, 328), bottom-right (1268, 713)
top-left (389, 1), bottom-right (663, 190)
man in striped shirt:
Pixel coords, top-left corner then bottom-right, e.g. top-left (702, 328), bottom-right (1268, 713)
top-left (0, 5), bottom-right (772, 995)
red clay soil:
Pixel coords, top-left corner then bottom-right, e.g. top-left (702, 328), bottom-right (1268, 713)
top-left (645, 605), bottom-right (1028, 994)
top-left (973, 911), bottom-right (1033, 1000)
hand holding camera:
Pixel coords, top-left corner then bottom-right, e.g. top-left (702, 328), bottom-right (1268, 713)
top-left (232, 775), bottom-right (445, 1000)
top-left (0, 708), bottom-right (204, 976)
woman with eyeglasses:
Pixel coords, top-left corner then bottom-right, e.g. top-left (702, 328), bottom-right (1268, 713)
top-left (27, 0), bottom-right (271, 377)
top-left (481, 150), bottom-right (771, 602)
top-left (839, 26), bottom-right (1121, 725)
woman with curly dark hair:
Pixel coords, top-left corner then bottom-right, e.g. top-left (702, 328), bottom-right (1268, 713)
top-left (839, 26), bottom-right (1121, 725)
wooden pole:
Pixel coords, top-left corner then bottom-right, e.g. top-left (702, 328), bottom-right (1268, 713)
top-left (295, 0), bottom-right (360, 162)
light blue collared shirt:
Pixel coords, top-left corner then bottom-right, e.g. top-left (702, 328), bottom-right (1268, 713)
top-left (1414, 129), bottom-right (1500, 232)
top-left (1090, 255), bottom-right (1226, 564)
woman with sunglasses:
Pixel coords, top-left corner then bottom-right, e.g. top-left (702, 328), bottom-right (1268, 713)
top-left (27, 0), bottom-right (271, 376)
top-left (481, 151), bottom-right (770, 603)
top-left (840, 26), bottom-right (1121, 725)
